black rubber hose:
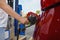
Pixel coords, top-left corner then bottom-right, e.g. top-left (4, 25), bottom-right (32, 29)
top-left (17, 28), bottom-right (20, 40)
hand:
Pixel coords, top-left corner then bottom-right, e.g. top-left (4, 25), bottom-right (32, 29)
top-left (20, 17), bottom-right (29, 24)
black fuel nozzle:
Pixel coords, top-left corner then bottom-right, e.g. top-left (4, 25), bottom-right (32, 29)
top-left (28, 14), bottom-right (37, 25)
top-left (19, 14), bottom-right (38, 32)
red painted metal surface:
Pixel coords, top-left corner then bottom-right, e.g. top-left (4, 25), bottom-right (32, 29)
top-left (33, 0), bottom-right (60, 40)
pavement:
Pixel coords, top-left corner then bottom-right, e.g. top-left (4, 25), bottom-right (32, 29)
top-left (25, 25), bottom-right (35, 40)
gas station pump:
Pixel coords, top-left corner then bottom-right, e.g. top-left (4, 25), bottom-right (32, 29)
top-left (14, 0), bottom-right (25, 36)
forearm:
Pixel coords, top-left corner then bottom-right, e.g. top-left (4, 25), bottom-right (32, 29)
top-left (0, 2), bottom-right (23, 22)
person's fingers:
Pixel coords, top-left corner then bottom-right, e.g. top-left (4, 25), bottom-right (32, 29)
top-left (25, 18), bottom-right (29, 24)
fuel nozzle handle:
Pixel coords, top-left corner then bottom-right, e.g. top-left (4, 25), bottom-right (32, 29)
top-left (28, 14), bottom-right (37, 25)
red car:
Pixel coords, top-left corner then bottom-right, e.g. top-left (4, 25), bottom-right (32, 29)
top-left (33, 0), bottom-right (60, 40)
